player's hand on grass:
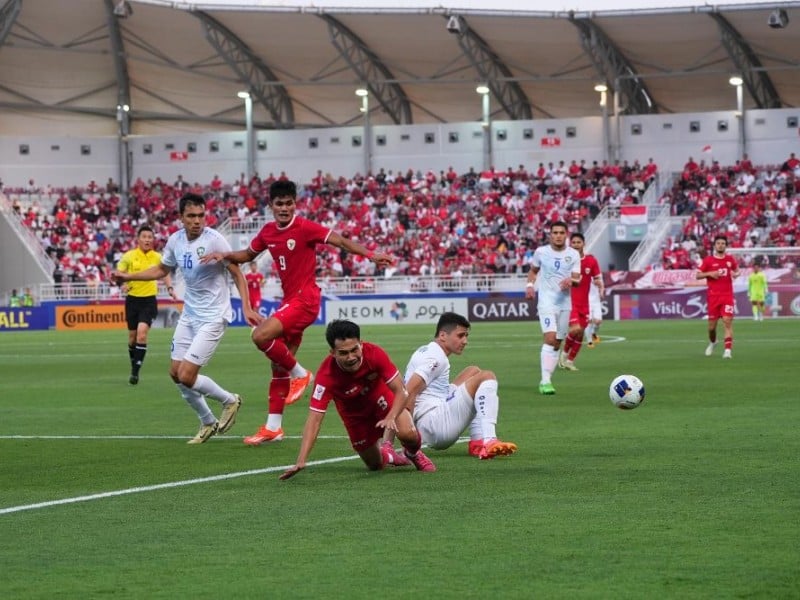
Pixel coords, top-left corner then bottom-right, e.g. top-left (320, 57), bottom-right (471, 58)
top-left (279, 465), bottom-right (304, 480)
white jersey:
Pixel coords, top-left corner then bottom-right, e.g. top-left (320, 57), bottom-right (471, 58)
top-left (161, 227), bottom-right (235, 323)
top-left (531, 244), bottom-right (581, 311)
top-left (589, 278), bottom-right (601, 304)
top-left (405, 340), bottom-right (452, 421)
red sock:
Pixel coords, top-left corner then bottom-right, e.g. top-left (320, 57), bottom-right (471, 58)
top-left (268, 371), bottom-right (290, 415)
top-left (566, 333), bottom-right (581, 360)
top-left (258, 338), bottom-right (297, 372)
top-left (569, 338), bottom-right (583, 361)
top-left (724, 336), bottom-right (732, 350)
top-left (401, 429), bottom-right (422, 457)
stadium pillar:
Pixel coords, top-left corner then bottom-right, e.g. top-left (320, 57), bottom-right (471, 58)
top-left (238, 91), bottom-right (255, 180)
top-left (729, 76), bottom-right (745, 159)
top-left (116, 103), bottom-right (130, 209)
top-left (476, 84), bottom-right (491, 171)
top-left (356, 88), bottom-right (371, 175)
top-left (595, 83), bottom-right (610, 163)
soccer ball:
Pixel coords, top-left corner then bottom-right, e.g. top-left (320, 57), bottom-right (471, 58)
top-left (609, 374), bottom-right (645, 410)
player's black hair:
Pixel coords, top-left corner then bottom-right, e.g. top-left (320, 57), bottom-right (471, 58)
top-left (435, 312), bottom-right (470, 336)
top-left (325, 319), bottom-right (361, 348)
top-left (179, 193), bottom-right (205, 215)
top-left (137, 225), bottom-right (154, 236)
top-left (713, 234), bottom-right (728, 245)
top-left (550, 220), bottom-right (569, 232)
top-left (269, 180), bottom-right (297, 202)
top-left (570, 232), bottom-right (585, 242)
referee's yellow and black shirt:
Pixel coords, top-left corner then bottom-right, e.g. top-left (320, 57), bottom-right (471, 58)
top-left (116, 248), bottom-right (162, 297)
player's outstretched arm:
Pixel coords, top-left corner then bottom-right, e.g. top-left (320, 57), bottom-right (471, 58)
top-left (280, 410), bottom-right (325, 481)
top-left (112, 263), bottom-right (170, 284)
top-left (327, 231), bottom-right (395, 268)
top-left (199, 248), bottom-right (256, 265)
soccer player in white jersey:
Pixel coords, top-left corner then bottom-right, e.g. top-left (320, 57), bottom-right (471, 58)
top-left (524, 221), bottom-right (582, 395)
top-left (113, 194), bottom-right (262, 444)
top-left (382, 312), bottom-right (517, 460)
top-left (585, 278), bottom-right (603, 347)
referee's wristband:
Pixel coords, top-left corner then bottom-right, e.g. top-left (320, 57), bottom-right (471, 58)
top-left (167, 286), bottom-right (174, 291)
top-left (525, 282), bottom-right (534, 288)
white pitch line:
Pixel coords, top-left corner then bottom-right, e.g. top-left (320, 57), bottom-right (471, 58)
top-left (0, 434), bottom-right (346, 440)
top-left (0, 454), bottom-right (361, 516)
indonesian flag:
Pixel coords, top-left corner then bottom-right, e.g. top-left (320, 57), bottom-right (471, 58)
top-left (620, 205), bottom-right (647, 225)
top-left (540, 136), bottom-right (561, 147)
top-left (702, 144), bottom-right (712, 153)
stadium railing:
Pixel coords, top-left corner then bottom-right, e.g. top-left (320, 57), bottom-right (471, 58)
top-left (35, 273), bottom-right (531, 302)
top-left (0, 193), bottom-right (56, 277)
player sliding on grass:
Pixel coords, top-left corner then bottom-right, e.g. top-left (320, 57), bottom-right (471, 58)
top-left (200, 180), bottom-right (394, 446)
top-left (382, 311), bottom-right (517, 460)
top-left (279, 319), bottom-right (435, 480)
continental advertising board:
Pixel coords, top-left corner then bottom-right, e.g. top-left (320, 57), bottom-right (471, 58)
top-left (54, 302), bottom-right (184, 331)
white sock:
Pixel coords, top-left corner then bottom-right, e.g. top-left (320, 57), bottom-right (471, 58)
top-left (474, 380), bottom-right (499, 441)
top-left (289, 363), bottom-right (307, 378)
top-left (584, 324), bottom-right (594, 342)
top-left (541, 344), bottom-right (559, 384)
top-left (177, 383), bottom-right (215, 424)
top-left (267, 414), bottom-right (283, 430)
top-left (192, 374), bottom-right (234, 404)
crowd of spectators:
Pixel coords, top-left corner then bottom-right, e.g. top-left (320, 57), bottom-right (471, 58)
top-left (6, 159), bottom-right (657, 287)
top-left (657, 153), bottom-right (799, 269)
top-left (7, 153), bottom-right (797, 285)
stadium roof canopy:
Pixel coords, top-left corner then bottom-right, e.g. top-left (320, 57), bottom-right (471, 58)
top-left (0, 0), bottom-right (798, 135)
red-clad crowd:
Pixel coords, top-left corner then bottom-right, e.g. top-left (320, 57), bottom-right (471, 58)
top-left (7, 159), bottom-right (656, 285)
top-left (657, 153), bottom-right (799, 269)
top-left (8, 153), bottom-right (796, 284)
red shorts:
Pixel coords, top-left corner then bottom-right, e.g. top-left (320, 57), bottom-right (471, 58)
top-left (272, 292), bottom-right (321, 348)
top-left (337, 389), bottom-right (393, 452)
top-left (707, 295), bottom-right (735, 320)
top-left (569, 304), bottom-right (590, 329)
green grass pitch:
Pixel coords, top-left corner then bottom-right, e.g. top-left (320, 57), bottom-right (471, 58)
top-left (0, 319), bottom-right (798, 598)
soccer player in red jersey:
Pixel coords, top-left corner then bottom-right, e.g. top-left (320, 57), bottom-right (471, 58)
top-left (560, 233), bottom-right (603, 371)
top-left (696, 235), bottom-right (740, 359)
top-left (245, 262), bottom-right (265, 310)
top-left (200, 180), bottom-right (394, 444)
top-left (279, 320), bottom-right (435, 479)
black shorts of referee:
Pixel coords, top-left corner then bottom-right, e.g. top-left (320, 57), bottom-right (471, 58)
top-left (125, 295), bottom-right (158, 330)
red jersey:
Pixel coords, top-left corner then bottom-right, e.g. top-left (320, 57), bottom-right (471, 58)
top-left (249, 216), bottom-right (332, 301)
top-left (699, 254), bottom-right (738, 298)
top-left (245, 271), bottom-right (265, 305)
top-left (310, 342), bottom-right (400, 418)
top-left (571, 254), bottom-right (601, 309)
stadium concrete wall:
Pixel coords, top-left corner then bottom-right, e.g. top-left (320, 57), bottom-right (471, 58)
top-left (0, 108), bottom-right (797, 188)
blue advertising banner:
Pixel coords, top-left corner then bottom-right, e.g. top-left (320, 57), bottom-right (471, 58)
top-left (0, 306), bottom-right (51, 331)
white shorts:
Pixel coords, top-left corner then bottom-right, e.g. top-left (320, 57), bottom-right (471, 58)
top-left (537, 307), bottom-right (570, 339)
top-left (171, 315), bottom-right (227, 366)
top-left (414, 384), bottom-right (475, 450)
top-left (589, 299), bottom-right (603, 322)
